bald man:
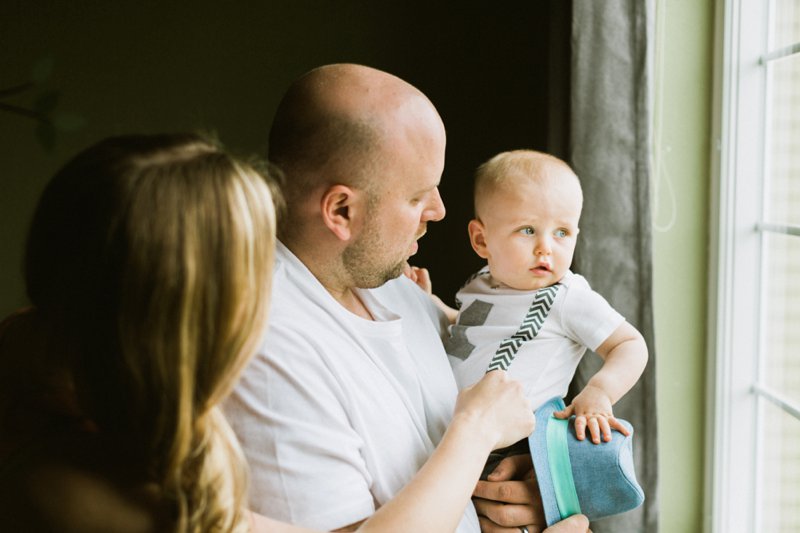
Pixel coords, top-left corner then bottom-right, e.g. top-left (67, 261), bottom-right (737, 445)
top-left (225, 64), bottom-right (555, 533)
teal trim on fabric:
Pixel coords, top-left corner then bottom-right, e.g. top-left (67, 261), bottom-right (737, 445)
top-left (546, 416), bottom-right (582, 519)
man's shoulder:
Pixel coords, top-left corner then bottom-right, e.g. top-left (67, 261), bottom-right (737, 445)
top-left (269, 244), bottom-right (328, 316)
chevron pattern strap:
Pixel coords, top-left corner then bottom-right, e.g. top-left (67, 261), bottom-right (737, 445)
top-left (486, 284), bottom-right (561, 372)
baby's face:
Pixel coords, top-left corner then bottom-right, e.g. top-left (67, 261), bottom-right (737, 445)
top-left (471, 171), bottom-right (582, 291)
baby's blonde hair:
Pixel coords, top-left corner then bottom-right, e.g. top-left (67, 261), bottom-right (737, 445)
top-left (473, 149), bottom-right (581, 219)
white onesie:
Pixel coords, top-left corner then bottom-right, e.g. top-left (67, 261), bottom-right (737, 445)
top-left (446, 268), bottom-right (625, 411)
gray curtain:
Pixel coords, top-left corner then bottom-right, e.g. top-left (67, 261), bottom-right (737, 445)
top-left (568, 1), bottom-right (658, 532)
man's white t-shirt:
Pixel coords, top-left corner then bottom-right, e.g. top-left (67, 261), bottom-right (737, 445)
top-left (224, 242), bottom-right (480, 532)
top-left (446, 268), bottom-right (625, 411)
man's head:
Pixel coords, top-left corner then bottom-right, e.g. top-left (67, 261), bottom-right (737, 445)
top-left (268, 64), bottom-right (446, 289)
top-left (468, 150), bottom-right (582, 291)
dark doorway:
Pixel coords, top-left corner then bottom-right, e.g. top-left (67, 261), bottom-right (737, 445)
top-left (0, 1), bottom-right (571, 313)
top-left (359, 2), bottom-right (573, 304)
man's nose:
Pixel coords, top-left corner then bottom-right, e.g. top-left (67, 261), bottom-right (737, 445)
top-left (423, 187), bottom-right (446, 222)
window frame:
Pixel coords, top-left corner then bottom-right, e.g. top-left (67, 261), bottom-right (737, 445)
top-left (707, 1), bottom-right (800, 531)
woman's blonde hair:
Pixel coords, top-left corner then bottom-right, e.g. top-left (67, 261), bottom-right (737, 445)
top-left (25, 133), bottom-right (278, 531)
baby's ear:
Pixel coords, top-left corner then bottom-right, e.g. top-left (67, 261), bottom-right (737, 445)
top-left (468, 219), bottom-right (490, 259)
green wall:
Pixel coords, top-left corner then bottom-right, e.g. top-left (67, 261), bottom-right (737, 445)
top-left (653, 0), bottom-right (714, 530)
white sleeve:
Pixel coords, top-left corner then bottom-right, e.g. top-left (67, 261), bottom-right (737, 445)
top-left (223, 326), bottom-right (375, 529)
top-left (559, 286), bottom-right (625, 352)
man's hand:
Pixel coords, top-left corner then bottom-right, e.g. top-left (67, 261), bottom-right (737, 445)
top-left (472, 454), bottom-right (545, 532)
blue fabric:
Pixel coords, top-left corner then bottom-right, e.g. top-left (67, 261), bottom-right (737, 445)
top-left (528, 397), bottom-right (645, 526)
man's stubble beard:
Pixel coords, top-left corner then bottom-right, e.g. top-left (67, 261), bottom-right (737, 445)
top-left (342, 218), bottom-right (408, 289)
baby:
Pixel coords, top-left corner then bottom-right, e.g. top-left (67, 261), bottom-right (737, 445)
top-left (442, 150), bottom-right (648, 444)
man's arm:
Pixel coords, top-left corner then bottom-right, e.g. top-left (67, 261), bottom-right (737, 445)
top-left (223, 328), bottom-right (376, 529)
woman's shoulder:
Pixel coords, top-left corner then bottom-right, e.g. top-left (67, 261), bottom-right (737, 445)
top-left (0, 433), bottom-right (170, 533)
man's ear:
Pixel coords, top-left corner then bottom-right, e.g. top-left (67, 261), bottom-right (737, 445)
top-left (468, 219), bottom-right (490, 259)
top-left (321, 184), bottom-right (357, 241)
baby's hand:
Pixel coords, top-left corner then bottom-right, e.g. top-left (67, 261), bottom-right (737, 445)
top-left (403, 265), bottom-right (458, 324)
top-left (403, 264), bottom-right (433, 294)
top-left (552, 385), bottom-right (630, 444)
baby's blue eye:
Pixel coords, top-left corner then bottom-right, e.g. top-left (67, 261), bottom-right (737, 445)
top-left (520, 227), bottom-right (535, 236)
top-left (555, 229), bottom-right (568, 238)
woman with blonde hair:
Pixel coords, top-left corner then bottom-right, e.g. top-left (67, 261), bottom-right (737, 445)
top-left (2, 133), bottom-right (274, 531)
top-left (0, 133), bottom-right (588, 532)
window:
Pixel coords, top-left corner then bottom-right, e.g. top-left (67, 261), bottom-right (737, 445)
top-left (709, 1), bottom-right (800, 531)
